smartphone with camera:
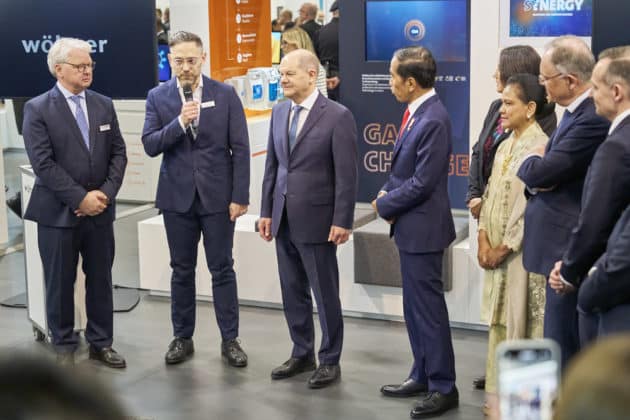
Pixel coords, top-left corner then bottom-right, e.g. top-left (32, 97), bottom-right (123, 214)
top-left (496, 339), bottom-right (560, 420)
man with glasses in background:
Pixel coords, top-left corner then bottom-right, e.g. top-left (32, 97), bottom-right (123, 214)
top-left (22, 37), bottom-right (128, 367)
top-left (142, 31), bottom-right (250, 367)
top-left (517, 35), bottom-right (609, 370)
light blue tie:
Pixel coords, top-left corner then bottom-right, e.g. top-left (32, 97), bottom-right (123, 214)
top-left (70, 95), bottom-right (90, 149)
top-left (288, 105), bottom-right (302, 153)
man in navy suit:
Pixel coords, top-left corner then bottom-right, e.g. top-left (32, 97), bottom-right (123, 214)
top-left (142, 31), bottom-right (250, 367)
top-left (578, 204), bottom-right (630, 337)
top-left (259, 49), bottom-right (357, 389)
top-left (517, 36), bottom-right (609, 369)
top-left (550, 49), bottom-right (630, 341)
top-left (23, 38), bottom-right (127, 367)
top-left (373, 47), bottom-right (458, 418)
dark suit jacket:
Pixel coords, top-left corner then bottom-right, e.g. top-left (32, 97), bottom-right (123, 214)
top-left (23, 85), bottom-right (127, 227)
top-left (142, 76), bottom-right (250, 213)
top-left (376, 95), bottom-right (455, 253)
top-left (560, 115), bottom-right (630, 284)
top-left (260, 93), bottom-right (358, 243)
top-left (517, 98), bottom-right (609, 275)
top-left (300, 19), bottom-right (321, 50)
top-left (579, 204), bottom-right (630, 313)
top-left (468, 99), bottom-right (557, 202)
top-left (316, 17), bottom-right (339, 77)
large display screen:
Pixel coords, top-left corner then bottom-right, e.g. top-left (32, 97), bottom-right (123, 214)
top-left (509, 0), bottom-right (592, 37)
top-left (365, 0), bottom-right (467, 62)
top-left (0, 0), bottom-right (156, 99)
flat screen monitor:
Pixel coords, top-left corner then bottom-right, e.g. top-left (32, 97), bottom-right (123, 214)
top-left (365, 0), bottom-right (467, 62)
top-left (158, 44), bottom-right (171, 82)
top-left (271, 31), bottom-right (282, 64)
top-left (0, 0), bottom-right (157, 99)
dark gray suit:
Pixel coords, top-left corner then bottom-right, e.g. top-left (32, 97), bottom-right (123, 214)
top-left (260, 93), bottom-right (357, 364)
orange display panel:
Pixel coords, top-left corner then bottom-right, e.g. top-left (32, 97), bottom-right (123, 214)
top-left (209, 0), bottom-right (271, 82)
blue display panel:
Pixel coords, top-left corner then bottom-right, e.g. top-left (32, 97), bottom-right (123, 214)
top-left (158, 44), bottom-right (171, 82)
top-left (0, 0), bottom-right (157, 99)
top-left (509, 0), bottom-right (592, 37)
top-left (366, 0), bottom-right (467, 62)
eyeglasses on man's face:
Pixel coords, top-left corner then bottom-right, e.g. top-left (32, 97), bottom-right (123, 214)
top-left (538, 72), bottom-right (565, 84)
top-left (62, 61), bottom-right (96, 72)
top-left (171, 57), bottom-right (202, 67)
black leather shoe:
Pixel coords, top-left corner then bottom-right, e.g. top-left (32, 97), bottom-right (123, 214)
top-left (410, 387), bottom-right (459, 418)
top-left (381, 378), bottom-right (428, 398)
top-left (271, 357), bottom-right (317, 379)
top-left (89, 346), bottom-right (126, 369)
top-left (165, 337), bottom-right (194, 365)
top-left (56, 352), bottom-right (75, 367)
top-left (473, 376), bottom-right (485, 390)
top-left (308, 364), bottom-right (341, 389)
top-left (222, 338), bottom-right (247, 367)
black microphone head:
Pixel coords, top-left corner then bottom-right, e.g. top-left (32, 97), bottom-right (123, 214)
top-left (182, 83), bottom-right (194, 101)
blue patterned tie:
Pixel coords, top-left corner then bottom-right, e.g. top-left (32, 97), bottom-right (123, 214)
top-left (550, 110), bottom-right (571, 147)
top-left (288, 105), bottom-right (302, 153)
top-left (70, 95), bottom-right (90, 149)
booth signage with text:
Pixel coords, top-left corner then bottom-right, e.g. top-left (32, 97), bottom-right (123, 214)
top-left (0, 0), bottom-right (156, 99)
top-left (340, 0), bottom-right (471, 209)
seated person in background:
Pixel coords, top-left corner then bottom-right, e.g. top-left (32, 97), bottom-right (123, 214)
top-left (554, 334), bottom-right (630, 420)
top-left (281, 27), bottom-right (328, 97)
top-left (477, 73), bottom-right (554, 417)
top-left (0, 354), bottom-right (128, 420)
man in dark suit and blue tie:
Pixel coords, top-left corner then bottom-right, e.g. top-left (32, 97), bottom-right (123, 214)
top-left (259, 49), bottom-right (357, 389)
top-left (549, 49), bottom-right (630, 340)
top-left (22, 38), bottom-right (127, 367)
top-left (517, 36), bottom-right (609, 369)
top-left (142, 31), bottom-right (250, 367)
top-left (373, 47), bottom-right (458, 418)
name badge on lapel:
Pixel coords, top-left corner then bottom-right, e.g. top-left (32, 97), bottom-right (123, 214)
top-left (99, 124), bottom-right (111, 132)
top-left (201, 101), bottom-right (215, 109)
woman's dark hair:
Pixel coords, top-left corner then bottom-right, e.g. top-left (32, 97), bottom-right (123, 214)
top-left (505, 73), bottom-right (555, 119)
top-left (499, 45), bottom-right (541, 86)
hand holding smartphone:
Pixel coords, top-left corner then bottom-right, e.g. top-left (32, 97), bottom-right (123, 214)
top-left (496, 339), bottom-right (560, 420)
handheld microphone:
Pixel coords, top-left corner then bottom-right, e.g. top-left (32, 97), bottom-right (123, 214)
top-left (182, 83), bottom-right (197, 138)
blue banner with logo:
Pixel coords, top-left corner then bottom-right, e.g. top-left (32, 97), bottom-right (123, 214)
top-left (340, 0), bottom-right (470, 209)
top-left (509, 0), bottom-right (592, 37)
top-left (0, 0), bottom-right (156, 99)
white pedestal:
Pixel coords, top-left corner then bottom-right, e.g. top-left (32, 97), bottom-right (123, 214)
top-left (138, 213), bottom-right (484, 327)
top-left (21, 166), bottom-right (86, 335)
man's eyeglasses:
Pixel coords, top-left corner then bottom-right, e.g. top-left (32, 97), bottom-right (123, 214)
top-left (62, 62), bottom-right (96, 72)
top-left (538, 72), bottom-right (565, 84)
top-left (171, 57), bottom-right (202, 67)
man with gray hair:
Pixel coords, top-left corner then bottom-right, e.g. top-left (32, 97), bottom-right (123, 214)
top-left (517, 35), bottom-right (610, 369)
top-left (299, 2), bottom-right (321, 48)
top-left (259, 49), bottom-right (357, 389)
top-left (549, 47), bottom-right (630, 341)
top-left (22, 37), bottom-right (128, 367)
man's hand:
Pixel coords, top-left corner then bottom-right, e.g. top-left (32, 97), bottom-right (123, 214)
top-left (326, 76), bottom-right (340, 90)
top-left (549, 260), bottom-right (576, 294)
top-left (467, 197), bottom-right (482, 220)
top-left (258, 217), bottom-right (272, 242)
top-left (229, 203), bottom-right (248, 222)
top-left (328, 225), bottom-right (351, 245)
top-left (77, 190), bottom-right (108, 217)
top-left (180, 101), bottom-right (200, 126)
